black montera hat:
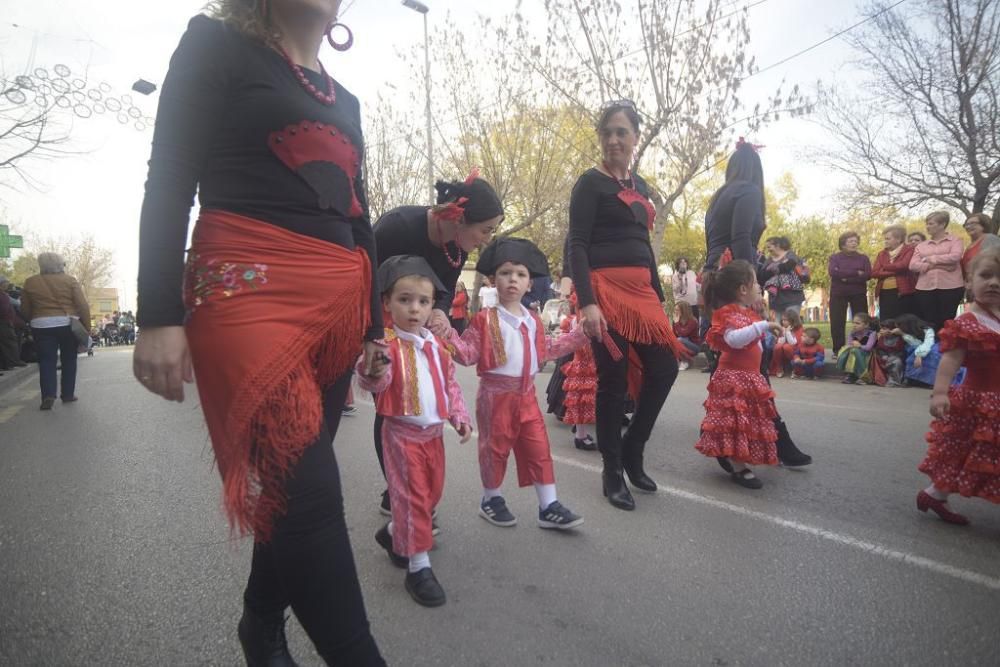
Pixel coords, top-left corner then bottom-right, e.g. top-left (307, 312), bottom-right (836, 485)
top-left (475, 237), bottom-right (549, 278)
top-left (377, 255), bottom-right (448, 297)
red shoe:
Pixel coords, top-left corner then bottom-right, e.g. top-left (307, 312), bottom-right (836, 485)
top-left (916, 491), bottom-right (969, 526)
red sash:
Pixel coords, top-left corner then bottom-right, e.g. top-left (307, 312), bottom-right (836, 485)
top-left (184, 209), bottom-right (371, 540)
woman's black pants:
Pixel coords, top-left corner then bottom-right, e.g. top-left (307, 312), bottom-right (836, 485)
top-left (916, 287), bottom-right (965, 332)
top-left (245, 371), bottom-right (385, 666)
top-left (591, 328), bottom-right (679, 472)
top-left (829, 293), bottom-right (868, 353)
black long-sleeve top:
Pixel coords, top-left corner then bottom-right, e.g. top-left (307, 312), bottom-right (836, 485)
top-left (566, 168), bottom-right (664, 308)
top-left (136, 16), bottom-right (381, 339)
top-left (372, 206), bottom-right (468, 313)
top-left (703, 181), bottom-right (765, 270)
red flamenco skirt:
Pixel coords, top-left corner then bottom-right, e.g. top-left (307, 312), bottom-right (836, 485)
top-left (184, 209), bottom-right (371, 540)
top-left (696, 369), bottom-right (779, 465)
top-left (918, 384), bottom-right (1000, 502)
top-left (591, 266), bottom-right (684, 359)
top-left (562, 342), bottom-right (597, 425)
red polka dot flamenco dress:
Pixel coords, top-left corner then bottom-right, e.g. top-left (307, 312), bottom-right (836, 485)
top-left (918, 312), bottom-right (1000, 502)
top-left (695, 304), bottom-right (779, 465)
top-left (560, 315), bottom-right (597, 425)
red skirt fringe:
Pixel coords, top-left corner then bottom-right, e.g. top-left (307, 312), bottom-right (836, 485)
top-left (591, 267), bottom-right (683, 358)
top-left (696, 369), bottom-right (779, 465)
top-left (184, 210), bottom-right (371, 540)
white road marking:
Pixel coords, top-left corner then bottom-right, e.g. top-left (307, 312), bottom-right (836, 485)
top-left (551, 454), bottom-right (1000, 592)
top-left (0, 405), bottom-right (23, 423)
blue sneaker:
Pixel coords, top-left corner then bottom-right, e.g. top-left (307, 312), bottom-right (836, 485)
top-left (537, 501), bottom-right (583, 530)
top-left (479, 496), bottom-right (517, 527)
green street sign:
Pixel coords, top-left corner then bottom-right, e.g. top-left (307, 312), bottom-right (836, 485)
top-left (0, 224), bottom-right (24, 259)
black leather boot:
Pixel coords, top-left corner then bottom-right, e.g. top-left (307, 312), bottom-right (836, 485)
top-left (602, 468), bottom-right (635, 511)
top-left (237, 603), bottom-right (298, 667)
top-left (774, 417), bottom-right (812, 467)
top-left (622, 435), bottom-right (657, 492)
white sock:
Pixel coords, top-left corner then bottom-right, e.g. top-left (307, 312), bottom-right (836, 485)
top-left (729, 459), bottom-right (750, 473)
top-left (535, 483), bottom-right (558, 509)
top-left (925, 484), bottom-right (948, 501)
top-left (574, 424), bottom-right (590, 439)
top-left (482, 488), bottom-right (502, 502)
top-left (408, 551), bottom-right (430, 573)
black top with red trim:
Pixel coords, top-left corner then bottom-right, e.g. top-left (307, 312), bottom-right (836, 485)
top-left (373, 206), bottom-right (468, 313)
top-left (136, 15), bottom-right (381, 339)
top-left (566, 168), bottom-right (664, 308)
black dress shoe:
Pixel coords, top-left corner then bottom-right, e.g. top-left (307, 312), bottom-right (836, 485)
top-left (237, 604), bottom-right (299, 667)
top-left (574, 435), bottom-right (598, 451)
top-left (731, 469), bottom-right (764, 489)
top-left (602, 469), bottom-right (635, 511)
top-left (375, 524), bottom-right (408, 568)
top-left (405, 567), bottom-right (446, 607)
top-left (623, 465), bottom-right (657, 493)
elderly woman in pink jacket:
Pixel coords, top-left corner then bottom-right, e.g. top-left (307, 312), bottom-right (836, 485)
top-left (909, 211), bottom-right (965, 331)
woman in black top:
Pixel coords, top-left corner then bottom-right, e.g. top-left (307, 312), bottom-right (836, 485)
top-left (369, 176), bottom-right (503, 512)
top-left (702, 142), bottom-right (812, 467)
top-left (132, 3), bottom-right (384, 665)
top-left (567, 101), bottom-right (684, 512)
top-left (704, 140), bottom-right (766, 270)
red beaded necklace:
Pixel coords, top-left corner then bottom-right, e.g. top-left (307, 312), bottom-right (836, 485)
top-left (276, 44), bottom-right (336, 106)
top-left (434, 216), bottom-right (464, 269)
top-left (602, 160), bottom-right (633, 189)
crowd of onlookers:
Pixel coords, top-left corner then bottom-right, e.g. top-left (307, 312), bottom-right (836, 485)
top-left (667, 210), bottom-right (998, 387)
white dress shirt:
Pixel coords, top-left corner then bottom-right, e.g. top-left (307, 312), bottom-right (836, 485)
top-left (490, 304), bottom-right (539, 378)
top-left (394, 327), bottom-right (449, 428)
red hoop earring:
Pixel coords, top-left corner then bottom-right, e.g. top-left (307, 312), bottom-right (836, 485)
top-left (326, 22), bottom-right (354, 51)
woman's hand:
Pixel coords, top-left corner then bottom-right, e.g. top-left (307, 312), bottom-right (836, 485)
top-left (580, 304), bottom-right (607, 339)
top-left (930, 393), bottom-right (950, 418)
top-left (913, 355), bottom-right (923, 369)
top-left (427, 308), bottom-right (450, 337)
top-left (455, 422), bottom-right (472, 444)
top-left (133, 326), bottom-right (194, 402)
top-left (362, 340), bottom-right (390, 378)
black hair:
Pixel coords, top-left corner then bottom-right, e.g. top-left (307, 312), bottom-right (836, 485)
top-left (702, 260), bottom-right (756, 309)
top-left (433, 177), bottom-right (504, 224)
top-left (708, 142), bottom-right (765, 220)
top-left (674, 257), bottom-right (689, 271)
top-left (879, 318), bottom-right (896, 329)
top-left (597, 103), bottom-right (641, 134)
top-left (908, 231), bottom-right (927, 242)
top-left (803, 327), bottom-right (821, 341)
top-left (766, 236), bottom-right (791, 251)
top-left (894, 313), bottom-right (931, 338)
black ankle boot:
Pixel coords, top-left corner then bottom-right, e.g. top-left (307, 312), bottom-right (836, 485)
top-left (237, 603), bottom-right (298, 667)
top-left (602, 468), bottom-right (635, 511)
top-left (623, 463), bottom-right (657, 492)
top-left (774, 418), bottom-right (812, 467)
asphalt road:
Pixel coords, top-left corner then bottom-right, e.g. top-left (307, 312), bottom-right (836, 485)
top-left (1, 348), bottom-right (998, 666)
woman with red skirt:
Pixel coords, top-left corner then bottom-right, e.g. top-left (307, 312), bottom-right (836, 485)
top-left (567, 100), bottom-right (685, 511)
top-left (133, 2), bottom-right (384, 664)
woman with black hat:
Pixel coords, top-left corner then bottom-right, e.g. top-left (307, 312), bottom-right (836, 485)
top-left (566, 100), bottom-right (686, 512)
top-left (364, 171), bottom-right (503, 514)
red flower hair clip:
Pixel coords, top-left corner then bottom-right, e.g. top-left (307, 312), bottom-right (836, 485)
top-left (735, 136), bottom-right (765, 152)
top-left (435, 196), bottom-right (469, 222)
top-left (464, 167), bottom-right (481, 185)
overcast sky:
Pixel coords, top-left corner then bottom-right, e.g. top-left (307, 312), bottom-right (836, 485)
top-left (2, 0), bottom-right (864, 309)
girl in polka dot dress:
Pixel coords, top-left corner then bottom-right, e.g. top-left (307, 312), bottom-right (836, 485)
top-left (696, 260), bottom-right (786, 489)
top-left (916, 247), bottom-right (1000, 526)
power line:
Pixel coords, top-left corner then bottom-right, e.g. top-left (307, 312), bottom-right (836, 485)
top-left (743, 0), bottom-right (908, 80)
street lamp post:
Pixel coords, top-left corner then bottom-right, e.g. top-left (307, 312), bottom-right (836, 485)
top-left (402, 0), bottom-right (434, 204)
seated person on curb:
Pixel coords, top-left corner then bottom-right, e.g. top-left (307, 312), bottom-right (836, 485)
top-left (790, 327), bottom-right (826, 380)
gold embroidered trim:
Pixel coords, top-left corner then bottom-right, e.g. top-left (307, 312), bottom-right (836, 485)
top-left (488, 309), bottom-right (507, 366)
top-left (401, 340), bottom-right (421, 416)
